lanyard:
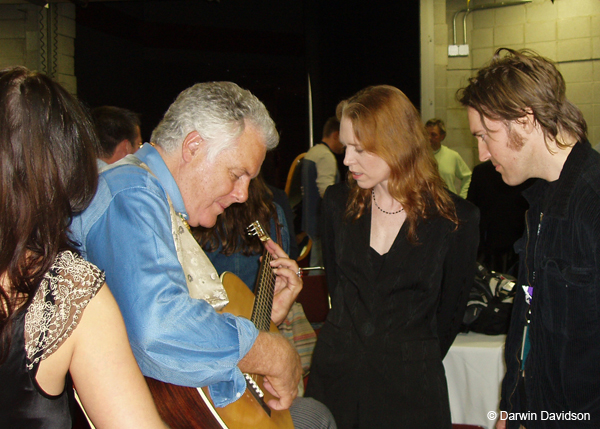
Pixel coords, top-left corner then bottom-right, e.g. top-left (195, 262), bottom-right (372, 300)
top-left (521, 212), bottom-right (543, 371)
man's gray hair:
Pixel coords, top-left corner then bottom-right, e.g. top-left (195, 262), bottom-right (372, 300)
top-left (151, 82), bottom-right (279, 159)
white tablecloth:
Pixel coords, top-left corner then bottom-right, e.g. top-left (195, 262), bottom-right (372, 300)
top-left (443, 332), bottom-right (506, 429)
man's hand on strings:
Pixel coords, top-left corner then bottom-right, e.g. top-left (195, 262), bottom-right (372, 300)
top-left (263, 239), bottom-right (303, 325)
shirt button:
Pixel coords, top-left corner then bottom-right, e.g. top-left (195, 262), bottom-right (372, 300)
top-left (211, 273), bottom-right (218, 280)
top-left (179, 226), bottom-right (184, 234)
top-left (187, 274), bottom-right (193, 282)
top-left (361, 322), bottom-right (375, 337)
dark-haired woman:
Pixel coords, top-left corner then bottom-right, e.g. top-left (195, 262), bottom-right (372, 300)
top-left (0, 67), bottom-right (167, 428)
top-left (305, 85), bottom-right (479, 429)
top-left (193, 175), bottom-right (291, 290)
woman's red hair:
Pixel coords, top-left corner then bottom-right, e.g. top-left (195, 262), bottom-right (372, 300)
top-left (338, 85), bottom-right (457, 242)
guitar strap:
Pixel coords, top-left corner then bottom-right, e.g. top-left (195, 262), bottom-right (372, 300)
top-left (100, 155), bottom-right (230, 310)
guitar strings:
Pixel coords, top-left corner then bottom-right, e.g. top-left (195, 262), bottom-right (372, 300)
top-left (254, 251), bottom-right (274, 331)
top-left (249, 250), bottom-right (276, 385)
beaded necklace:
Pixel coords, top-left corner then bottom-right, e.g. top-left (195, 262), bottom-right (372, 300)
top-left (372, 190), bottom-right (404, 215)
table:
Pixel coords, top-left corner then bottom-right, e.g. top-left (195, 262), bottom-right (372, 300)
top-left (443, 332), bottom-right (506, 429)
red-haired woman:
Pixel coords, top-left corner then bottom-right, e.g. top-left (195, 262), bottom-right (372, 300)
top-left (305, 85), bottom-right (479, 429)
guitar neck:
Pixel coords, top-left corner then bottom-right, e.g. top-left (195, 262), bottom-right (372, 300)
top-left (251, 249), bottom-right (275, 332)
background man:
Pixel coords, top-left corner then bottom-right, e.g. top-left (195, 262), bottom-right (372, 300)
top-left (466, 160), bottom-right (534, 274)
top-left (302, 116), bottom-right (344, 268)
top-left (459, 48), bottom-right (599, 429)
top-left (71, 82), bottom-right (334, 428)
top-left (92, 105), bottom-right (142, 166)
top-left (425, 118), bottom-right (471, 198)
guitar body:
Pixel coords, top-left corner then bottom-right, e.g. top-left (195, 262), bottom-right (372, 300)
top-left (146, 271), bottom-right (293, 429)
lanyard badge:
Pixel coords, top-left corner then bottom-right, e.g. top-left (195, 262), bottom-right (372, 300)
top-left (520, 285), bottom-right (534, 370)
top-left (522, 285), bottom-right (533, 304)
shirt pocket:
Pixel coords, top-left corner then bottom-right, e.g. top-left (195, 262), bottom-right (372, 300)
top-left (539, 258), bottom-right (598, 338)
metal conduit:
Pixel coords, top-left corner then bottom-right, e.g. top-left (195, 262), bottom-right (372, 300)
top-left (453, 0), bottom-right (532, 46)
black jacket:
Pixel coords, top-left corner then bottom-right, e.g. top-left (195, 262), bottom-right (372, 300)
top-left (501, 141), bottom-right (600, 428)
top-left (306, 183), bottom-right (479, 429)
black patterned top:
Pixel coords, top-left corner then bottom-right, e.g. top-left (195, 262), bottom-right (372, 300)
top-left (0, 251), bottom-right (104, 428)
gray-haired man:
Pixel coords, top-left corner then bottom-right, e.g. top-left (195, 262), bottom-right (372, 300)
top-left (71, 82), bottom-right (335, 428)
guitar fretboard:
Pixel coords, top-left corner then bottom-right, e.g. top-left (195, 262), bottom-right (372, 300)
top-left (251, 250), bottom-right (275, 331)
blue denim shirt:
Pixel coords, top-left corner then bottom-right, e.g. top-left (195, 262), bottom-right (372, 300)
top-left (69, 143), bottom-right (259, 407)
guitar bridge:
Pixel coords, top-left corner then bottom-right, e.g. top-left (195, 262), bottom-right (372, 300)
top-left (244, 373), bottom-right (271, 417)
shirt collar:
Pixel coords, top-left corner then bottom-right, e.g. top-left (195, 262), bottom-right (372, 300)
top-left (135, 143), bottom-right (189, 220)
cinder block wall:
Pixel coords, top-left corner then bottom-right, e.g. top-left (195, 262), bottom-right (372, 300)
top-left (433, 0), bottom-right (600, 168)
top-left (0, 3), bottom-right (77, 94)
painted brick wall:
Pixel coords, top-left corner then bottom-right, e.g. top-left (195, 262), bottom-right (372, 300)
top-left (0, 3), bottom-right (76, 94)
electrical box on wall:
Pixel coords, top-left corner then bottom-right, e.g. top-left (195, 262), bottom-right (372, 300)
top-left (448, 44), bottom-right (469, 57)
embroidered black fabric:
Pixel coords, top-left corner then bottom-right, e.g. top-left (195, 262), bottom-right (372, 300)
top-left (0, 251), bottom-right (104, 428)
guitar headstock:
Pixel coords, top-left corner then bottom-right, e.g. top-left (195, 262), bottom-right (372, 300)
top-left (247, 221), bottom-right (270, 242)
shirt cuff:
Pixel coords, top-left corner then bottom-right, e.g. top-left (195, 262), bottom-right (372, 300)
top-left (208, 315), bottom-right (259, 407)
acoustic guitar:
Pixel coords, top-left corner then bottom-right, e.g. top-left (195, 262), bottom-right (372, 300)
top-left (145, 221), bottom-right (294, 429)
